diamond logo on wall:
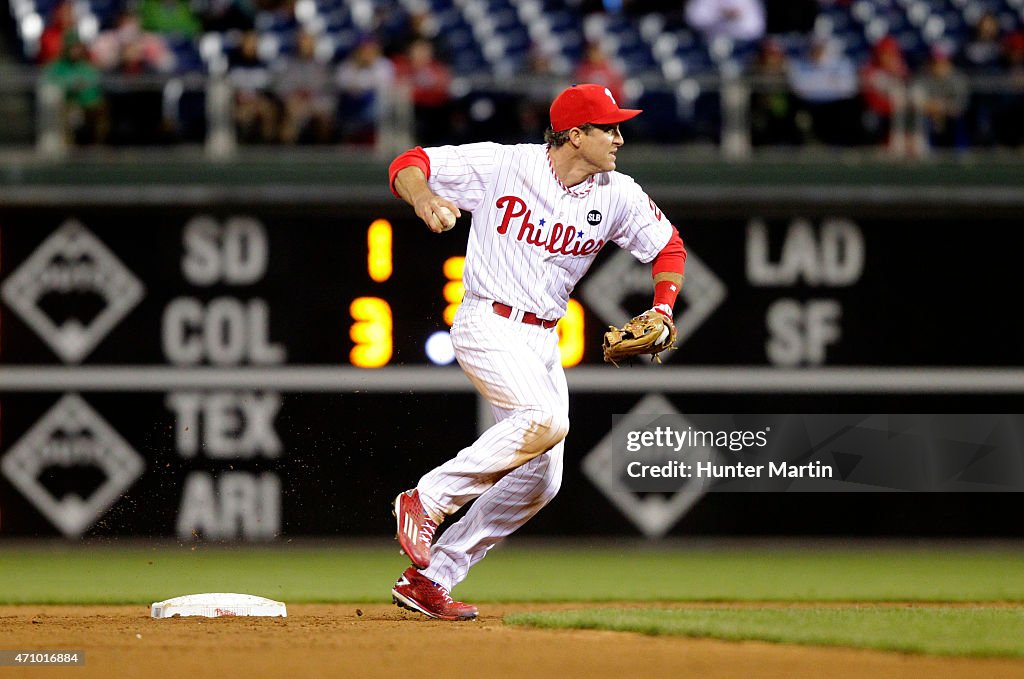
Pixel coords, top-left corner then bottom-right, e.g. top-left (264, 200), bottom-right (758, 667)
top-left (581, 248), bottom-right (725, 363)
top-left (1, 220), bottom-right (145, 363)
top-left (582, 394), bottom-right (722, 538)
top-left (1, 394), bottom-right (145, 537)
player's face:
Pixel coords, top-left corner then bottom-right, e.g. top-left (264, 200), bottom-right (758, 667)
top-left (579, 123), bottom-right (624, 172)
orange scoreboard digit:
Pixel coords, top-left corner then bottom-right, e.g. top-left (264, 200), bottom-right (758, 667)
top-left (349, 218), bottom-right (584, 368)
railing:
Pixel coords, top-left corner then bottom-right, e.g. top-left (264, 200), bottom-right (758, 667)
top-left (8, 67), bottom-right (1024, 160)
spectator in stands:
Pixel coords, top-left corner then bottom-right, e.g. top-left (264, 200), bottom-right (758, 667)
top-left (917, 45), bottom-right (969, 150)
top-left (995, 31), bottom-right (1024, 146)
top-left (274, 30), bottom-right (334, 144)
top-left (517, 45), bottom-right (559, 142)
top-left (228, 29), bottom-right (279, 143)
top-left (404, 10), bottom-right (443, 53)
top-left (38, 0), bottom-right (75, 64)
top-left (860, 35), bottom-right (910, 149)
top-left (748, 37), bottom-right (800, 146)
top-left (139, 0), bottom-right (202, 39)
top-left (335, 35), bottom-right (395, 145)
top-left (959, 12), bottom-right (1004, 145)
top-left (89, 11), bottom-right (172, 145)
top-left (118, 39), bottom-right (162, 76)
top-left (392, 38), bottom-right (452, 146)
top-left (90, 11), bottom-right (175, 74)
top-left (574, 41), bottom-right (626, 105)
top-left (1004, 30), bottom-right (1024, 76)
top-left (959, 12), bottom-right (1004, 74)
top-left (787, 35), bottom-right (861, 145)
top-left (44, 33), bottom-right (108, 144)
top-left (685, 0), bottom-right (765, 43)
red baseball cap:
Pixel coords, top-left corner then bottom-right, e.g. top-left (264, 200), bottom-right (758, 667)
top-left (549, 83), bottom-right (642, 132)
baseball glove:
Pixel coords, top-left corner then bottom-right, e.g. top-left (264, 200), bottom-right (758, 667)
top-left (602, 310), bottom-right (677, 366)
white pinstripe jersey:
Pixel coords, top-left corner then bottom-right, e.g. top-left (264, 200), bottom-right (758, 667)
top-left (423, 142), bottom-right (674, 321)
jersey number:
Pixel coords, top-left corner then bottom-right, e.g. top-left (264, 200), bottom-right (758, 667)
top-left (647, 194), bottom-right (663, 221)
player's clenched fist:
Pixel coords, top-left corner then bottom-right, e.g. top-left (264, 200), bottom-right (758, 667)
top-left (415, 197), bottom-right (461, 233)
top-left (433, 206), bottom-right (458, 232)
top-left (389, 164), bottom-right (462, 234)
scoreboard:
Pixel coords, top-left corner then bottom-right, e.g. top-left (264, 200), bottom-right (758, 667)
top-left (2, 203), bottom-right (1022, 368)
top-left (0, 197), bottom-right (1022, 540)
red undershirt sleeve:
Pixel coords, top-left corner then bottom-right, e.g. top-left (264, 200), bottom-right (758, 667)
top-left (651, 228), bottom-right (686, 315)
top-left (388, 147), bottom-right (431, 199)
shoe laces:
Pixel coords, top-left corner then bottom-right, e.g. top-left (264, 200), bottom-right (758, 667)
top-left (433, 582), bottom-right (454, 605)
top-left (420, 518), bottom-right (437, 548)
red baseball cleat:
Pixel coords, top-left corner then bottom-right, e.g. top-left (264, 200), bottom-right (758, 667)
top-left (392, 567), bottom-right (478, 621)
top-left (393, 489), bottom-right (439, 569)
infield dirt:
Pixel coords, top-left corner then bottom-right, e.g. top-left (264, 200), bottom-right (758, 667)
top-left (2, 604), bottom-right (1023, 679)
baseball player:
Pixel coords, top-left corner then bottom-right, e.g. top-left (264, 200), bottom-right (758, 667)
top-left (388, 83), bottom-right (687, 620)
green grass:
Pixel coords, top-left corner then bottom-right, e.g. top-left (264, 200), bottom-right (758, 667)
top-left (0, 544), bottom-right (405, 605)
top-left (459, 547), bottom-right (1024, 603)
top-left (504, 607), bottom-right (1024, 657)
top-left (1, 542), bottom-right (1024, 605)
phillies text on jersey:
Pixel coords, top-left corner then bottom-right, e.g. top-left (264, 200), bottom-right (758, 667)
top-left (424, 142), bottom-right (674, 320)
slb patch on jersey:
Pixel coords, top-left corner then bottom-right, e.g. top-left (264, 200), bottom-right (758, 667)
top-left (586, 210), bottom-right (603, 225)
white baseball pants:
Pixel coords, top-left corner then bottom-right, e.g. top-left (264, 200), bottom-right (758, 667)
top-left (417, 294), bottom-right (568, 590)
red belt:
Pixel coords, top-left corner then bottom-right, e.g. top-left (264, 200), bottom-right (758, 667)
top-left (492, 302), bottom-right (558, 329)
